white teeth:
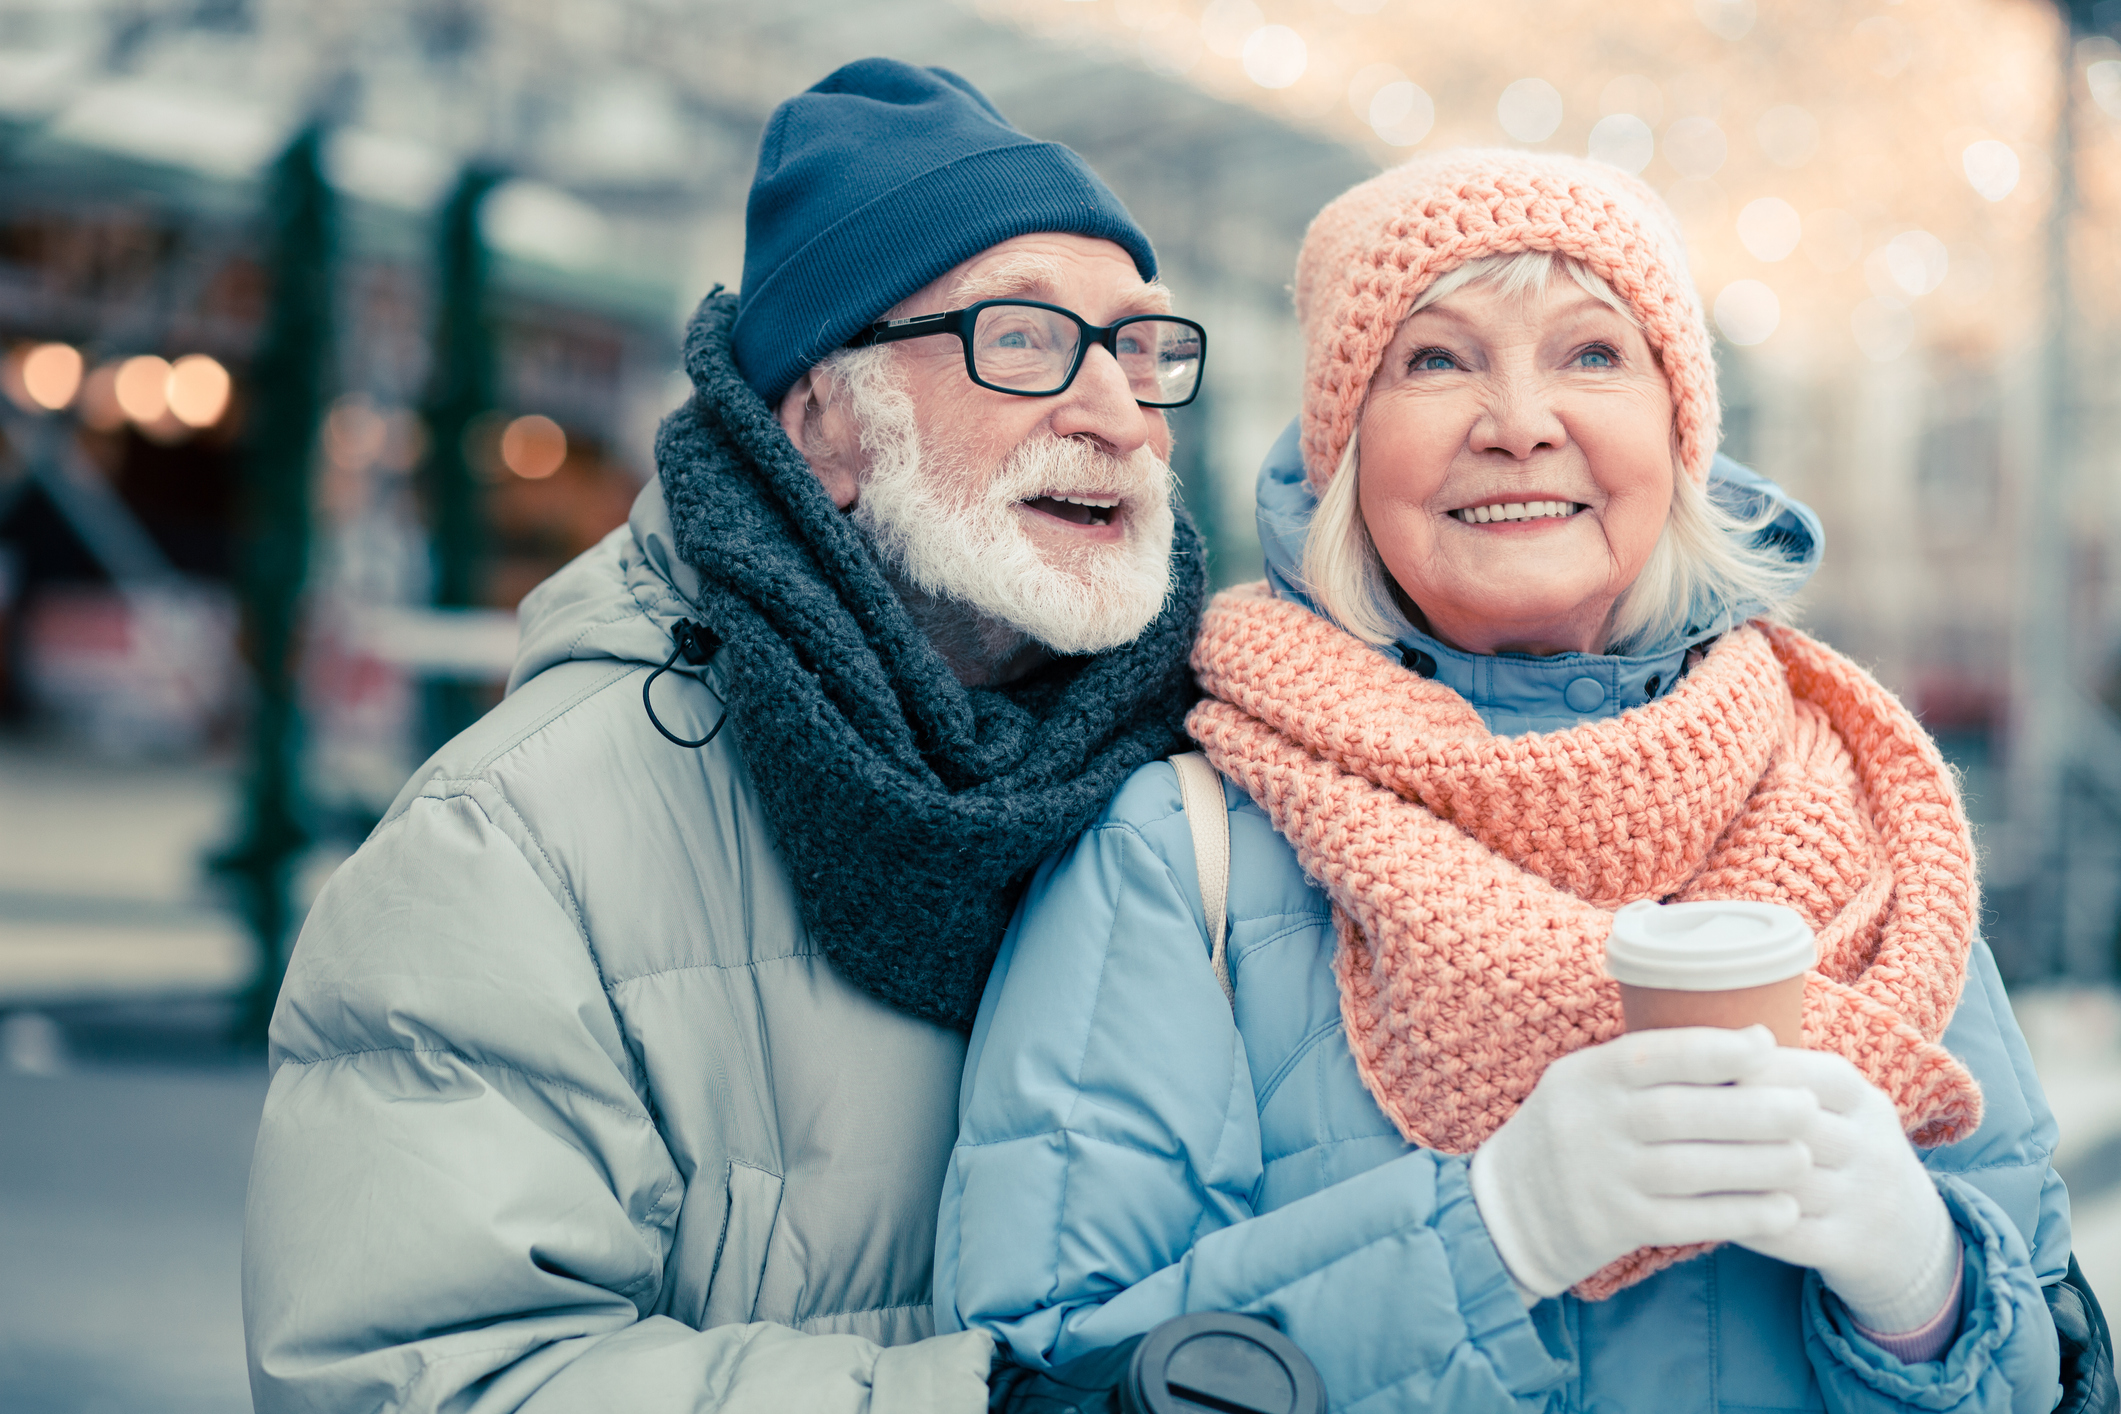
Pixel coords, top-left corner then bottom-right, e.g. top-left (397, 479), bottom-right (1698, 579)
top-left (1454, 500), bottom-right (1579, 524)
top-left (1051, 494), bottom-right (1120, 508)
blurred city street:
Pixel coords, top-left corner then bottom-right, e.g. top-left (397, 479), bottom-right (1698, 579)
top-left (5, 0), bottom-right (2121, 1409)
top-left (0, 741), bottom-right (266, 1413)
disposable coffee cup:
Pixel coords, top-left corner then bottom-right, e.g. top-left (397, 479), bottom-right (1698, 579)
top-left (1604, 900), bottom-right (1816, 1046)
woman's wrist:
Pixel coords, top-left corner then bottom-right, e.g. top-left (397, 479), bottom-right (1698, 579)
top-left (1833, 1202), bottom-right (1961, 1337)
top-left (1849, 1246), bottom-right (1965, 1362)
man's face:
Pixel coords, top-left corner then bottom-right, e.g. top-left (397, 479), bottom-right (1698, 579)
top-left (785, 233), bottom-right (1181, 657)
top-left (881, 232), bottom-right (1177, 548)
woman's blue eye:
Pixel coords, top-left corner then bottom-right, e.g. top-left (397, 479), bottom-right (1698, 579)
top-left (1578, 346), bottom-right (1617, 368)
top-left (1410, 350), bottom-right (1456, 371)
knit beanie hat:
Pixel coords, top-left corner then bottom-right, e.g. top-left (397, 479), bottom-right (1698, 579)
top-left (1295, 148), bottom-right (1717, 491)
top-left (732, 58), bottom-right (1158, 407)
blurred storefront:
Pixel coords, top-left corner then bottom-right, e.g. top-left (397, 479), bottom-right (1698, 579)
top-left (3, 0), bottom-right (2121, 1002)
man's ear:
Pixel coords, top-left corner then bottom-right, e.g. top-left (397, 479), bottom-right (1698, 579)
top-left (777, 369), bottom-right (862, 510)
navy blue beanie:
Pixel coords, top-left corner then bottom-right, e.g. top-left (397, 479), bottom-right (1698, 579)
top-left (731, 58), bottom-right (1158, 407)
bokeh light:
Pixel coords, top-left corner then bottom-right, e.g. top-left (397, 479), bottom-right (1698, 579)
top-left (1497, 78), bottom-right (1562, 143)
top-left (1735, 199), bottom-right (1803, 262)
top-left (165, 354), bottom-right (231, 428)
top-left (1369, 79), bottom-right (1435, 146)
top-left (1694, 0), bottom-right (1756, 41)
top-left (499, 414), bottom-right (568, 480)
top-left (21, 343), bottom-right (83, 411)
top-left (1963, 140), bottom-right (2022, 202)
top-left (1755, 106), bottom-right (1819, 169)
top-left (2093, 60), bottom-right (2121, 119)
top-left (76, 364), bottom-right (124, 432)
top-left (113, 355), bottom-right (171, 424)
top-left (1587, 114), bottom-right (1654, 175)
top-left (1199, 0), bottom-right (1261, 57)
top-left (1714, 279), bottom-right (1781, 345)
top-left (325, 394), bottom-right (389, 471)
top-left (1241, 25), bottom-right (1306, 89)
top-left (1663, 116), bottom-right (1729, 181)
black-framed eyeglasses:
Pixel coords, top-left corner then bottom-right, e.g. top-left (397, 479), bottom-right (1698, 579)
top-left (845, 299), bottom-right (1207, 408)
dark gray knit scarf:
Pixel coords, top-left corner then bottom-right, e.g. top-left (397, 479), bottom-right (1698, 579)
top-left (654, 293), bottom-right (1206, 1031)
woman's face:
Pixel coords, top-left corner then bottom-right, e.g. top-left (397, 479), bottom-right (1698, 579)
top-left (1355, 274), bottom-right (1676, 657)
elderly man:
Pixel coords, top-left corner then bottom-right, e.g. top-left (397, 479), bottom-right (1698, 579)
top-left (243, 59), bottom-right (1206, 1414)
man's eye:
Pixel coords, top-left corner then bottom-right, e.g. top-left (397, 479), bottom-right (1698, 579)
top-left (995, 331), bottom-right (1031, 349)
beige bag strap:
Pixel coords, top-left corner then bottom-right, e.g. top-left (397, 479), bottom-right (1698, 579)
top-left (1170, 751), bottom-right (1234, 1006)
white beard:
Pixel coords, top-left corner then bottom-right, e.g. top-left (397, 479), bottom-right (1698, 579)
top-left (837, 351), bottom-right (1176, 657)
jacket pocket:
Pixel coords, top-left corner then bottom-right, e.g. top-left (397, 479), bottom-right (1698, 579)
top-left (701, 1159), bottom-right (785, 1328)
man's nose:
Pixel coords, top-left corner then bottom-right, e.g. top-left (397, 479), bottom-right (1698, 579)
top-left (1470, 371), bottom-right (1567, 460)
top-left (1046, 343), bottom-right (1155, 457)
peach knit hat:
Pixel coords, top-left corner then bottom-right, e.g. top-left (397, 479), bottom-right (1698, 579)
top-left (1295, 148), bottom-right (1719, 490)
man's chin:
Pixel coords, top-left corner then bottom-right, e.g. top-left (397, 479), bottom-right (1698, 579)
top-left (995, 553), bottom-right (1174, 656)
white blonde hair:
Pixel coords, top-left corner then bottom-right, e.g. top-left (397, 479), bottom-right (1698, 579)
top-left (1300, 251), bottom-right (1801, 656)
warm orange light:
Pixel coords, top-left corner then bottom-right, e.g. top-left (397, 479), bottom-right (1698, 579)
top-left (166, 354), bottom-right (231, 428)
top-left (499, 414), bottom-right (567, 479)
top-left (325, 394), bottom-right (388, 470)
top-left (113, 355), bottom-right (172, 424)
top-left (78, 364), bottom-right (125, 431)
top-left (21, 343), bottom-right (83, 411)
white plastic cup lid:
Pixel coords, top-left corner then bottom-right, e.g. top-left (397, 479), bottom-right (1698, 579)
top-left (1604, 899), bottom-right (1817, 991)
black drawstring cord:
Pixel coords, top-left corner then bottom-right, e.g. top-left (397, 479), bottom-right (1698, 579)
top-left (643, 619), bottom-right (728, 749)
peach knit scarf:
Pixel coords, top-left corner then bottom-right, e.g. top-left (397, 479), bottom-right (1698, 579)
top-left (1187, 584), bottom-right (1984, 1298)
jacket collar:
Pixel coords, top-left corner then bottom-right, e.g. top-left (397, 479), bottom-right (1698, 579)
top-left (1253, 418), bottom-right (1824, 736)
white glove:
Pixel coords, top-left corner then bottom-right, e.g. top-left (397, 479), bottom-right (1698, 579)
top-left (1735, 1048), bottom-right (1962, 1334)
top-left (1470, 1025), bottom-right (1813, 1299)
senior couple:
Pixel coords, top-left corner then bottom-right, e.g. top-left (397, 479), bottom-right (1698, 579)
top-left (244, 59), bottom-right (2084, 1414)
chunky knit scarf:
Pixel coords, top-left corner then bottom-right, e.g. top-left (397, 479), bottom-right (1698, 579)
top-left (1188, 584), bottom-right (1984, 1296)
top-left (654, 293), bottom-right (1205, 1031)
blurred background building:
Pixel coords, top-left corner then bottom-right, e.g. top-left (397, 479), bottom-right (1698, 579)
top-left (2, 1), bottom-right (2120, 1410)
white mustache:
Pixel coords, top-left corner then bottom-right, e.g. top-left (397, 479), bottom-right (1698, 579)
top-left (976, 433), bottom-right (1171, 514)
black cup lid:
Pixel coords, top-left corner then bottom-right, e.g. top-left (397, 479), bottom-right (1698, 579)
top-left (1121, 1312), bottom-right (1326, 1414)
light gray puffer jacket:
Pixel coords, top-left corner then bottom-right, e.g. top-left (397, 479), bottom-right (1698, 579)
top-left (242, 481), bottom-right (994, 1413)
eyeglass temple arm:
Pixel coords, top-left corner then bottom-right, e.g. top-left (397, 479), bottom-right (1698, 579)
top-left (845, 310), bottom-right (964, 350)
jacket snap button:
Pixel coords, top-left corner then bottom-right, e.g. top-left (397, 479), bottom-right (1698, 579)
top-left (1564, 676), bottom-right (1605, 713)
top-left (1399, 646), bottom-right (1437, 678)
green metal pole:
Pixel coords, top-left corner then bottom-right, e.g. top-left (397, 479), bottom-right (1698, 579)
top-left (420, 167), bottom-right (502, 752)
top-left (226, 126), bottom-right (334, 1044)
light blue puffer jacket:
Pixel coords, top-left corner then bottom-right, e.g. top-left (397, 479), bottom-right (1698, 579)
top-left (936, 426), bottom-right (2068, 1413)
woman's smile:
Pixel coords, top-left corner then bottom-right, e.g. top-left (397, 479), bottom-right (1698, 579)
top-left (1446, 498), bottom-right (1587, 526)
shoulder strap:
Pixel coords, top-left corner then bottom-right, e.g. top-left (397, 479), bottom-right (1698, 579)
top-left (1169, 751), bottom-right (1234, 1006)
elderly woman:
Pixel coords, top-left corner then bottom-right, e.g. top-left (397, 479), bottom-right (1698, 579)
top-left (934, 152), bottom-right (2070, 1412)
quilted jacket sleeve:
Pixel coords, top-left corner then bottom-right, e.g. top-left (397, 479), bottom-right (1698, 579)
top-left (934, 812), bottom-right (1571, 1414)
top-left (242, 787), bottom-right (991, 1414)
top-left (1800, 939), bottom-right (2065, 1414)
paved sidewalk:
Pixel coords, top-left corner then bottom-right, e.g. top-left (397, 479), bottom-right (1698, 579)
top-left (0, 1057), bottom-right (268, 1414)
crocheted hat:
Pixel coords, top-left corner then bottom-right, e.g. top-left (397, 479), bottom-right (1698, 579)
top-left (1294, 149), bottom-right (1717, 490)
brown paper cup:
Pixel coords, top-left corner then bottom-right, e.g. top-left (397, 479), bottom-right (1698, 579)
top-left (1605, 900), bottom-right (1816, 1048)
top-left (1617, 975), bottom-right (1805, 1047)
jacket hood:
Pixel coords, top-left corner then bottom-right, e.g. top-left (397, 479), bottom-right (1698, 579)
top-left (508, 479), bottom-right (700, 693)
top-left (1253, 417), bottom-right (1824, 735)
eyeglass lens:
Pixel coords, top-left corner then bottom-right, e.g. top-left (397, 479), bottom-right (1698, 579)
top-left (970, 304), bottom-right (1202, 404)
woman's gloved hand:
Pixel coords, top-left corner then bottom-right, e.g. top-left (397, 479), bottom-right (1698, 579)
top-left (1470, 1025), bottom-right (1813, 1298)
top-left (1734, 1047), bottom-right (1962, 1335)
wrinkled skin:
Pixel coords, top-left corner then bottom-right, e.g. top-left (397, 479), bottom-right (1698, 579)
top-left (1356, 276), bottom-right (1678, 657)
